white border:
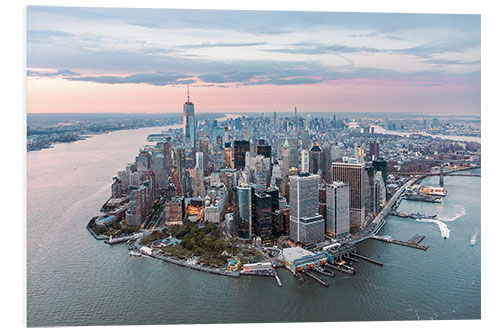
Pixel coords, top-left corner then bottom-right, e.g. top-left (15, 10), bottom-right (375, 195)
top-left (3, 1), bottom-right (497, 333)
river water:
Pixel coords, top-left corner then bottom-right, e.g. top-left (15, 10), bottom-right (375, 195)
top-left (27, 127), bottom-right (480, 327)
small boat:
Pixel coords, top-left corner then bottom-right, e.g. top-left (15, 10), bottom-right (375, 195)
top-left (470, 239), bottom-right (476, 246)
top-left (129, 249), bottom-right (142, 257)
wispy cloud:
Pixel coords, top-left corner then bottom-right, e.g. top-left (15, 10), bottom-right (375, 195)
top-left (27, 69), bottom-right (80, 77)
top-left (65, 72), bottom-right (195, 86)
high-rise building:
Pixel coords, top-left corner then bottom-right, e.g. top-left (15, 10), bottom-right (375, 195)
top-left (253, 192), bottom-right (273, 243)
top-left (289, 174), bottom-right (325, 245)
top-left (277, 136), bottom-right (298, 168)
top-left (301, 149), bottom-right (309, 174)
top-left (257, 145), bottom-right (272, 158)
top-left (332, 160), bottom-right (366, 228)
top-left (282, 140), bottom-right (290, 176)
top-left (136, 150), bottom-right (151, 171)
top-left (309, 145), bottom-right (322, 175)
top-left (195, 152), bottom-right (204, 171)
top-left (224, 142), bottom-right (232, 168)
top-left (321, 142), bottom-right (332, 182)
top-left (233, 140), bottom-right (250, 170)
top-left (183, 85), bottom-right (196, 149)
top-left (301, 129), bottom-right (310, 151)
top-left (369, 141), bottom-right (380, 161)
top-left (235, 184), bottom-right (252, 239)
top-left (373, 158), bottom-right (388, 189)
top-left (374, 171), bottom-right (386, 213)
top-left (326, 182), bottom-right (350, 237)
top-left (365, 164), bottom-right (375, 216)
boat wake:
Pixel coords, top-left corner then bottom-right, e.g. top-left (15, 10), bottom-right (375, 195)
top-left (417, 218), bottom-right (450, 239)
top-left (437, 206), bottom-right (466, 222)
top-left (470, 229), bottom-right (480, 245)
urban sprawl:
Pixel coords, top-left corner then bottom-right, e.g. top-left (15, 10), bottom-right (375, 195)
top-left (87, 90), bottom-right (481, 286)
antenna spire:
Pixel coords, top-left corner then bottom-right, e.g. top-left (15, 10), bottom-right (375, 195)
top-left (187, 84), bottom-right (190, 102)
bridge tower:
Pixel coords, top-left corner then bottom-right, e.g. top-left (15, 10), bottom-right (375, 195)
top-left (439, 162), bottom-right (444, 186)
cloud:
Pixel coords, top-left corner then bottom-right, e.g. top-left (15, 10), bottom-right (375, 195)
top-left (180, 42), bottom-right (267, 49)
top-left (408, 83), bottom-right (444, 87)
top-left (27, 69), bottom-right (80, 77)
top-left (65, 72), bottom-right (195, 86)
top-left (198, 71), bottom-right (263, 84)
top-left (424, 59), bottom-right (481, 65)
top-left (265, 44), bottom-right (383, 55)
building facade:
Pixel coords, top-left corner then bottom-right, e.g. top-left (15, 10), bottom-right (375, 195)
top-left (326, 182), bottom-right (350, 237)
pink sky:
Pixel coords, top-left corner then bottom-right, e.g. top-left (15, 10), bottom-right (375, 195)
top-left (27, 76), bottom-right (480, 115)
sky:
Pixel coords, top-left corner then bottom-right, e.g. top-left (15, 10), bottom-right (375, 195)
top-left (26, 6), bottom-right (481, 115)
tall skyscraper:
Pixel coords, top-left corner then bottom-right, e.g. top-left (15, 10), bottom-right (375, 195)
top-left (252, 192), bottom-right (272, 243)
top-left (235, 184), bottom-right (252, 239)
top-left (332, 160), bottom-right (366, 228)
top-left (301, 149), bottom-right (309, 174)
top-left (369, 141), bottom-right (380, 161)
top-left (289, 174), bottom-right (325, 245)
top-left (373, 158), bottom-right (388, 189)
top-left (309, 144), bottom-right (322, 175)
top-left (326, 182), bottom-right (350, 237)
top-left (183, 85), bottom-right (196, 149)
top-left (277, 136), bottom-right (298, 168)
top-left (233, 140), bottom-right (250, 170)
top-left (195, 152), bottom-right (204, 171)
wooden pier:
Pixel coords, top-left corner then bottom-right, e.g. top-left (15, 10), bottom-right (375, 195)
top-left (370, 235), bottom-right (429, 250)
top-left (274, 272), bottom-right (283, 287)
top-left (325, 262), bottom-right (355, 275)
top-left (351, 253), bottom-right (383, 266)
top-left (303, 271), bottom-right (329, 287)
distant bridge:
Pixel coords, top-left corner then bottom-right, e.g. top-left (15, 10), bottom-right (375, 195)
top-left (390, 165), bottom-right (480, 184)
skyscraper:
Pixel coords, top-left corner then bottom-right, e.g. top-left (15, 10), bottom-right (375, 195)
top-left (195, 151), bottom-right (204, 171)
top-left (277, 136), bottom-right (298, 168)
top-left (235, 184), bottom-right (252, 239)
top-left (326, 182), bottom-right (350, 237)
top-left (309, 144), bottom-right (322, 175)
top-left (289, 174), bottom-right (325, 245)
top-left (252, 191), bottom-right (272, 243)
top-left (301, 149), bottom-right (309, 174)
top-left (332, 160), bottom-right (366, 228)
top-left (183, 85), bottom-right (196, 149)
top-left (233, 140), bottom-right (250, 170)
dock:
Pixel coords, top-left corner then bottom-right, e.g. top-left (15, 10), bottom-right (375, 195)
top-left (325, 262), bottom-right (355, 275)
top-left (274, 272), bottom-right (283, 287)
top-left (105, 232), bottom-right (144, 245)
top-left (303, 270), bottom-right (329, 287)
top-left (351, 253), bottom-right (383, 266)
top-left (344, 255), bottom-right (358, 262)
top-left (294, 272), bottom-right (305, 284)
top-left (389, 211), bottom-right (437, 219)
top-left (407, 234), bottom-right (426, 244)
top-left (312, 266), bottom-right (335, 277)
top-left (370, 235), bottom-right (429, 250)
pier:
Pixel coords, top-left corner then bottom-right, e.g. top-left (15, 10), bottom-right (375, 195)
top-left (351, 253), bottom-right (383, 266)
top-left (325, 262), bottom-right (355, 275)
top-left (274, 272), bottom-right (283, 287)
top-left (105, 232), bottom-right (144, 244)
top-left (407, 234), bottom-right (426, 244)
top-left (370, 235), bottom-right (429, 250)
top-left (344, 255), bottom-right (358, 262)
top-left (303, 270), bottom-right (329, 287)
top-left (312, 266), bottom-right (335, 277)
top-left (294, 272), bottom-right (305, 284)
top-left (389, 211), bottom-right (437, 219)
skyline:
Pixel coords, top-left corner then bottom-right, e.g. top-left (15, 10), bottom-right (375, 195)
top-left (27, 7), bottom-right (480, 115)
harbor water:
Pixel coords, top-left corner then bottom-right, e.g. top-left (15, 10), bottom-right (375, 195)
top-left (27, 127), bottom-right (480, 326)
